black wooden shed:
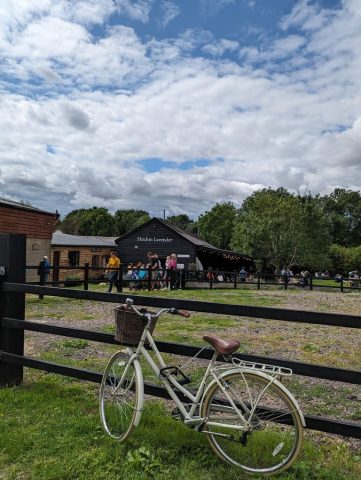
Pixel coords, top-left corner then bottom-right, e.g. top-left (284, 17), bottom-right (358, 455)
top-left (115, 217), bottom-right (252, 271)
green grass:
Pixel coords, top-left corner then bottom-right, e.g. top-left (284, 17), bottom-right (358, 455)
top-left (1, 287), bottom-right (360, 479)
top-left (0, 372), bottom-right (360, 480)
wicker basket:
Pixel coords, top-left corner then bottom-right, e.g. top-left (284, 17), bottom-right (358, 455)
top-left (114, 305), bottom-right (157, 345)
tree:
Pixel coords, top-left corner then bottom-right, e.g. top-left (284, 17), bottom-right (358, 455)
top-left (60, 207), bottom-right (115, 236)
top-left (166, 214), bottom-right (197, 233)
top-left (231, 188), bottom-right (331, 272)
top-left (197, 202), bottom-right (237, 250)
top-left (114, 209), bottom-right (150, 236)
top-left (321, 189), bottom-right (361, 247)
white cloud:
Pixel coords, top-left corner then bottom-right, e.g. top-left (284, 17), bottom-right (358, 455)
top-left (202, 38), bottom-right (239, 57)
top-left (160, 1), bottom-right (180, 27)
top-left (0, 0), bottom-right (360, 218)
top-left (115, 0), bottom-right (154, 23)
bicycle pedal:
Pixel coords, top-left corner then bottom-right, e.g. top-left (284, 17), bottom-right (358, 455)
top-left (171, 407), bottom-right (183, 420)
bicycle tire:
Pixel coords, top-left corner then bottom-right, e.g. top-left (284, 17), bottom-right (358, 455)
top-left (201, 371), bottom-right (303, 475)
top-left (99, 350), bottom-right (142, 441)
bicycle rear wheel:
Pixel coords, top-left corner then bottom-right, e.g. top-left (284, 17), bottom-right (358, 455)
top-left (201, 371), bottom-right (303, 475)
top-left (99, 350), bottom-right (141, 441)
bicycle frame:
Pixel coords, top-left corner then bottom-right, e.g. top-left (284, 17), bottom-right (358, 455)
top-left (119, 314), bottom-right (270, 432)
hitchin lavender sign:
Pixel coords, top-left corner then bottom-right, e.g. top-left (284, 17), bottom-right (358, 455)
top-left (137, 236), bottom-right (173, 243)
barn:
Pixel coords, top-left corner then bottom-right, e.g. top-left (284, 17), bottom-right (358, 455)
top-left (115, 217), bottom-right (252, 272)
top-left (0, 197), bottom-right (58, 282)
top-left (51, 231), bottom-right (117, 282)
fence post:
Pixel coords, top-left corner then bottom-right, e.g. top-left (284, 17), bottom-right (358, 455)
top-left (180, 270), bottom-right (185, 290)
top-left (340, 278), bottom-right (343, 293)
top-left (118, 266), bottom-right (123, 293)
top-left (310, 275), bottom-right (313, 291)
top-left (234, 272), bottom-right (237, 289)
top-left (84, 263), bottom-right (89, 291)
top-left (257, 272), bottom-right (261, 290)
top-left (148, 268), bottom-right (152, 291)
top-left (38, 260), bottom-right (45, 300)
top-left (0, 234), bottom-right (26, 386)
top-left (284, 275), bottom-right (288, 290)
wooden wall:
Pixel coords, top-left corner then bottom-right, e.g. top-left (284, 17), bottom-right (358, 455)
top-left (51, 246), bottom-right (112, 281)
top-left (116, 219), bottom-right (197, 268)
top-left (0, 205), bottom-right (56, 239)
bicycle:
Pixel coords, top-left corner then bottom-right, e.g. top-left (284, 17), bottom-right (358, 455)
top-left (99, 298), bottom-right (305, 475)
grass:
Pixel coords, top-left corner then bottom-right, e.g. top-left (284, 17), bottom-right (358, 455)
top-left (0, 372), bottom-right (360, 480)
top-left (1, 286), bottom-right (360, 479)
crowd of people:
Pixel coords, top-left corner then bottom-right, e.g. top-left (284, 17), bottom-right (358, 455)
top-left (105, 250), bottom-right (179, 292)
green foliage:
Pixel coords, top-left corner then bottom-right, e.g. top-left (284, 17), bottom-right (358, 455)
top-left (198, 202), bottom-right (237, 249)
top-left (166, 214), bottom-right (197, 233)
top-left (60, 207), bottom-right (115, 236)
top-left (126, 447), bottom-right (168, 478)
top-left (321, 188), bottom-right (361, 247)
top-left (231, 188), bottom-right (331, 272)
top-left (114, 209), bottom-right (150, 236)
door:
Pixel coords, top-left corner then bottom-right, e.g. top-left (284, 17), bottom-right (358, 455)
top-left (53, 251), bottom-right (60, 282)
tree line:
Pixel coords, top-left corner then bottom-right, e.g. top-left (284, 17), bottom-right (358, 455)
top-left (59, 188), bottom-right (361, 274)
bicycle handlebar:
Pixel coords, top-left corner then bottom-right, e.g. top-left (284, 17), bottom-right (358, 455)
top-left (125, 298), bottom-right (190, 319)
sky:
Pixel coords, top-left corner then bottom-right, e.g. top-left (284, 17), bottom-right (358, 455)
top-left (0, 0), bottom-right (360, 219)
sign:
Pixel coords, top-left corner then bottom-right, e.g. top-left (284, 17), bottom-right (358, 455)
top-left (177, 254), bottom-right (190, 258)
top-left (136, 236), bottom-right (173, 243)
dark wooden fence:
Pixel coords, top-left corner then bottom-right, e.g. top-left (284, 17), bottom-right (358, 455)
top-left (30, 263), bottom-right (360, 293)
top-left (1, 234), bottom-right (360, 440)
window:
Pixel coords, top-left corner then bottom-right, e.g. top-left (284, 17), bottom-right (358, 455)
top-left (68, 251), bottom-right (80, 267)
top-left (92, 255), bottom-right (100, 267)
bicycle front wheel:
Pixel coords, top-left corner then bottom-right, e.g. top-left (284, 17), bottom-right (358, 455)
top-left (201, 371), bottom-right (303, 475)
top-left (99, 350), bottom-right (141, 441)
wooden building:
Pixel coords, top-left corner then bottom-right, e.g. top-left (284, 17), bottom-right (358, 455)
top-left (115, 217), bottom-right (252, 271)
top-left (51, 231), bottom-right (117, 282)
top-left (0, 197), bottom-right (58, 282)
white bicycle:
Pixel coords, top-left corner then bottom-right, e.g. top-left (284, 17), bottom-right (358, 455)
top-left (99, 298), bottom-right (305, 475)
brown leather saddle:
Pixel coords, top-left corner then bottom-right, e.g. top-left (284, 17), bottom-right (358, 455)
top-left (203, 334), bottom-right (240, 354)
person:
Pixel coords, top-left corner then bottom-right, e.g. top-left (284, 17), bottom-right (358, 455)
top-left (105, 250), bottom-right (121, 293)
top-left (169, 253), bottom-right (177, 290)
top-left (152, 253), bottom-right (163, 289)
top-left (137, 262), bottom-right (148, 289)
top-left (146, 252), bottom-right (158, 290)
top-left (37, 255), bottom-right (50, 283)
top-left (165, 255), bottom-right (171, 289)
top-left (239, 266), bottom-right (247, 283)
top-left (302, 270), bottom-right (310, 287)
top-left (124, 263), bottom-right (137, 291)
top-left (206, 269), bottom-right (215, 282)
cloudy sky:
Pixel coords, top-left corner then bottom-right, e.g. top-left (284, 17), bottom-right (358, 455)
top-left (0, 0), bottom-right (360, 219)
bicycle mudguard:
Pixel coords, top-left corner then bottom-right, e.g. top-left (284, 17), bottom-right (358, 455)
top-left (202, 368), bottom-right (306, 427)
top-left (128, 355), bottom-right (144, 427)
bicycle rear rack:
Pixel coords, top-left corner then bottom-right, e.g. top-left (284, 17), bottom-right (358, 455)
top-left (229, 358), bottom-right (293, 376)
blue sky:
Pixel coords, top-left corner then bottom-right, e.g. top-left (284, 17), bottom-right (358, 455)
top-left (0, 0), bottom-right (360, 219)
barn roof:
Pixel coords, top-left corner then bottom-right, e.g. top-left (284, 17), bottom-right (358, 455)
top-left (115, 217), bottom-right (214, 247)
top-left (0, 196), bottom-right (56, 216)
top-left (52, 231), bottom-right (117, 247)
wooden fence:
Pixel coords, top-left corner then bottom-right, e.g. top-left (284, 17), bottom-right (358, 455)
top-left (31, 263), bottom-right (361, 293)
top-left (0, 234), bottom-right (360, 440)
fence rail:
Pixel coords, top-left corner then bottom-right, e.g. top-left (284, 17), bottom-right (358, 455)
top-left (31, 263), bottom-right (361, 293)
top-left (1, 279), bottom-right (360, 440)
